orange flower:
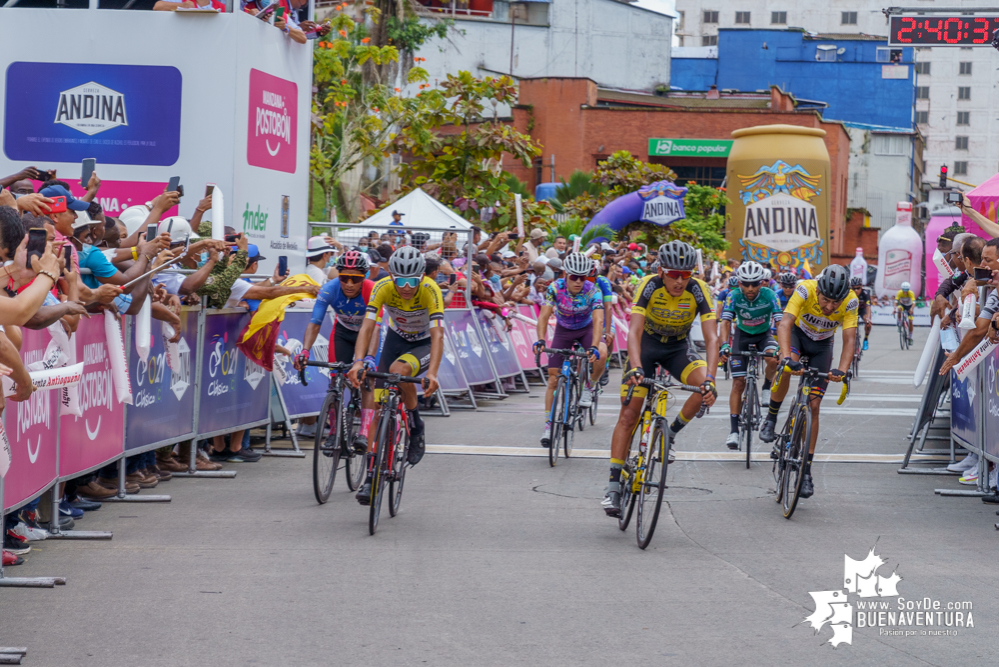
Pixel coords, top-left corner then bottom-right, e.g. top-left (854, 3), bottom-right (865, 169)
top-left (339, 29), bottom-right (347, 36)
top-left (361, 37), bottom-right (370, 43)
top-left (341, 79), bottom-right (347, 84)
top-left (372, 107), bottom-right (379, 112)
top-left (394, 87), bottom-right (401, 92)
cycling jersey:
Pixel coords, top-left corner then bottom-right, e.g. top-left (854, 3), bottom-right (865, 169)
top-left (715, 288), bottom-right (732, 306)
top-left (721, 286), bottom-right (782, 335)
top-left (895, 289), bottom-right (916, 307)
top-left (544, 278), bottom-right (603, 330)
top-left (785, 280), bottom-right (859, 341)
top-left (594, 275), bottom-right (614, 302)
top-left (632, 275), bottom-right (715, 342)
top-left (365, 276), bottom-right (445, 342)
top-left (776, 287), bottom-right (795, 311)
top-left (854, 287), bottom-right (872, 317)
top-left (310, 278), bottom-right (374, 331)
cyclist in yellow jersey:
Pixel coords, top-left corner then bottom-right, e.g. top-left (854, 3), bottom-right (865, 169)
top-left (759, 265), bottom-right (857, 499)
top-left (349, 246), bottom-right (444, 503)
top-left (894, 281), bottom-right (916, 344)
top-left (603, 241), bottom-right (719, 517)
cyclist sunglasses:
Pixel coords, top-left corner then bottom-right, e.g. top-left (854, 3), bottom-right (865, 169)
top-left (339, 274), bottom-right (365, 284)
top-left (740, 280), bottom-right (763, 288)
top-left (565, 274), bottom-right (586, 282)
top-left (394, 277), bottom-right (421, 289)
top-left (664, 270), bottom-right (692, 280)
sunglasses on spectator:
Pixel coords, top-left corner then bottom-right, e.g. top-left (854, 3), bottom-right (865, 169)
top-left (566, 274), bottom-right (586, 282)
top-left (740, 280), bottom-right (763, 288)
top-left (339, 273), bottom-right (365, 284)
top-left (664, 270), bottom-right (692, 280)
top-left (394, 277), bottom-right (421, 289)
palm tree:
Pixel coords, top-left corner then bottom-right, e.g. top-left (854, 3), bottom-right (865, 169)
top-left (552, 170), bottom-right (607, 212)
top-left (548, 216), bottom-right (616, 250)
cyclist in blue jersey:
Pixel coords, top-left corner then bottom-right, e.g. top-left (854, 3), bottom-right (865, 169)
top-left (585, 262), bottom-right (615, 397)
top-left (715, 275), bottom-right (739, 319)
top-left (775, 271), bottom-right (797, 310)
top-left (534, 252), bottom-right (604, 448)
top-left (295, 250), bottom-right (377, 450)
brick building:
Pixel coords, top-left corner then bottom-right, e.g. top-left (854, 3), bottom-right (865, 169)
top-left (503, 77), bottom-right (855, 258)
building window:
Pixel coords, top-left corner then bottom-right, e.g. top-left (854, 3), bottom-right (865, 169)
top-left (954, 162), bottom-right (968, 175)
top-left (677, 11), bottom-right (684, 30)
top-left (703, 10), bottom-right (718, 23)
top-left (916, 111), bottom-right (929, 124)
top-left (876, 47), bottom-right (903, 63)
top-left (872, 134), bottom-right (908, 156)
top-left (957, 111), bottom-right (970, 125)
top-left (959, 61), bottom-right (972, 75)
top-left (735, 11), bottom-right (750, 24)
top-left (771, 11), bottom-right (786, 24)
top-left (958, 86), bottom-right (971, 100)
top-left (841, 11), bottom-right (858, 25)
top-left (816, 45), bottom-right (837, 61)
top-left (914, 62), bottom-right (930, 75)
top-left (915, 86), bottom-right (929, 99)
top-left (956, 136), bottom-right (969, 150)
top-left (702, 35), bottom-right (718, 46)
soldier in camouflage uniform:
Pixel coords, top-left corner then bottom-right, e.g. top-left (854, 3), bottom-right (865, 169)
top-left (196, 222), bottom-right (249, 309)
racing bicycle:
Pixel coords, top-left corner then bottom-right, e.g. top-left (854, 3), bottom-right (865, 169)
top-left (300, 360), bottom-right (366, 503)
top-left (620, 369), bottom-right (701, 549)
top-left (733, 345), bottom-right (775, 469)
top-left (851, 323), bottom-right (864, 378)
top-left (536, 344), bottom-right (590, 467)
top-left (896, 307), bottom-right (911, 350)
top-left (771, 360), bottom-right (851, 519)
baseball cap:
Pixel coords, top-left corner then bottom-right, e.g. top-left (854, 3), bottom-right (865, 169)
top-left (39, 185), bottom-right (89, 212)
top-left (367, 249), bottom-right (383, 264)
top-left (306, 235), bottom-right (334, 258)
top-left (158, 217), bottom-right (199, 242)
top-left (247, 244), bottom-right (266, 262)
top-left (500, 249), bottom-right (516, 259)
top-left (391, 210), bottom-right (405, 217)
top-left (627, 243), bottom-right (640, 251)
top-left (622, 266), bottom-right (632, 275)
top-left (548, 258), bottom-right (563, 271)
top-left (530, 228), bottom-right (546, 240)
top-left (73, 209), bottom-right (92, 230)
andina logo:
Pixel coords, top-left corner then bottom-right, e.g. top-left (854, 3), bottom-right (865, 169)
top-left (803, 544), bottom-right (973, 648)
top-left (243, 203), bottom-right (268, 235)
top-left (54, 81), bottom-right (127, 136)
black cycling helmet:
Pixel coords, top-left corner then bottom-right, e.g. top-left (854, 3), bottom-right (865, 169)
top-left (657, 240), bottom-right (697, 271)
top-left (850, 276), bottom-right (864, 288)
top-left (778, 271), bottom-right (797, 287)
top-left (728, 276), bottom-right (739, 287)
top-left (816, 264), bottom-right (851, 301)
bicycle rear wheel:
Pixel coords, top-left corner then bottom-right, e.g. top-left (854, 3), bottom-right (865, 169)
top-left (589, 384), bottom-right (599, 426)
top-left (576, 364), bottom-right (587, 432)
top-left (549, 379), bottom-right (565, 467)
top-left (313, 392), bottom-right (341, 504)
top-left (781, 405), bottom-right (810, 519)
top-left (618, 463), bottom-right (637, 531)
top-left (636, 422), bottom-right (669, 549)
top-left (388, 421), bottom-right (408, 517)
top-left (741, 378), bottom-right (756, 469)
top-left (369, 410), bottom-right (392, 535)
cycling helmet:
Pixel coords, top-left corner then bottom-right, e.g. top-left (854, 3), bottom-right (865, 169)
top-left (657, 240), bottom-right (697, 271)
top-left (335, 249), bottom-right (369, 273)
top-left (736, 261), bottom-right (767, 283)
top-left (850, 276), bottom-right (864, 288)
top-left (816, 264), bottom-right (851, 301)
top-left (728, 276), bottom-right (739, 288)
top-left (778, 272), bottom-right (797, 287)
top-left (562, 252), bottom-right (593, 277)
top-left (763, 268), bottom-right (772, 280)
top-left (901, 281), bottom-right (911, 291)
top-left (388, 246), bottom-right (426, 278)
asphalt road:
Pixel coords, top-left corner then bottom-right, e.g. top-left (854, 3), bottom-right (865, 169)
top-left (2, 326), bottom-right (996, 666)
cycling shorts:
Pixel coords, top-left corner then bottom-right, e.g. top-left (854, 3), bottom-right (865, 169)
top-left (898, 304), bottom-right (914, 316)
top-left (378, 328), bottom-right (430, 378)
top-left (729, 329), bottom-right (777, 378)
top-left (789, 327), bottom-right (834, 398)
top-left (621, 332), bottom-right (705, 399)
top-left (548, 322), bottom-right (594, 370)
top-left (332, 325), bottom-right (358, 365)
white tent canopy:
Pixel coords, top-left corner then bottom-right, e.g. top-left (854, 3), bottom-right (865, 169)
top-left (356, 188), bottom-right (473, 231)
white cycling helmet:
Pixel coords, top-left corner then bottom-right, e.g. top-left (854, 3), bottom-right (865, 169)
top-left (562, 251), bottom-right (593, 277)
top-left (901, 281), bottom-right (911, 291)
top-left (388, 246), bottom-right (426, 278)
top-left (736, 261), bottom-right (767, 283)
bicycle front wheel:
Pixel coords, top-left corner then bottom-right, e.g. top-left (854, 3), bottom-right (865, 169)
top-left (343, 401), bottom-right (365, 492)
top-left (618, 464), bottom-right (637, 531)
top-left (313, 392), bottom-right (342, 504)
top-left (549, 378), bottom-right (565, 467)
top-left (636, 422), bottom-right (669, 549)
top-left (781, 405), bottom-right (810, 519)
top-left (741, 379), bottom-right (756, 469)
top-left (369, 410), bottom-right (392, 535)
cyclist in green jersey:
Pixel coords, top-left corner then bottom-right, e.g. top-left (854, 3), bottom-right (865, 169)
top-left (718, 261), bottom-right (782, 449)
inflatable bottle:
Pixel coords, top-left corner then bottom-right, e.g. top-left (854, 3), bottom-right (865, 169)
top-left (874, 202), bottom-right (923, 299)
top-left (848, 247), bottom-right (868, 283)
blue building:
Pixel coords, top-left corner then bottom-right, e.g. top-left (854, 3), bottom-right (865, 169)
top-left (671, 29), bottom-right (915, 130)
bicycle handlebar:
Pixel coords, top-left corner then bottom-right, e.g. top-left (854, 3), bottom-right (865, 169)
top-left (534, 345), bottom-right (589, 368)
top-left (360, 370), bottom-right (427, 387)
top-left (297, 359), bottom-right (354, 387)
top-left (623, 376), bottom-right (703, 407)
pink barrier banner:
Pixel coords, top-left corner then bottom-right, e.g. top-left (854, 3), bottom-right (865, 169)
top-left (69, 180), bottom-right (179, 219)
top-left (4, 328), bottom-right (59, 511)
top-left (612, 304), bottom-right (630, 353)
top-left (59, 317), bottom-right (125, 479)
top-left (509, 306), bottom-right (539, 371)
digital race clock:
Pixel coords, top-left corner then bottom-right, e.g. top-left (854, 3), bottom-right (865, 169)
top-left (889, 15), bottom-right (999, 46)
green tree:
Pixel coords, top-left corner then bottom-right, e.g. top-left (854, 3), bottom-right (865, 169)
top-left (552, 170), bottom-right (607, 213)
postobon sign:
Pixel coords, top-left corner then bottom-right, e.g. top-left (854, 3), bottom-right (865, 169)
top-left (726, 125), bottom-right (831, 272)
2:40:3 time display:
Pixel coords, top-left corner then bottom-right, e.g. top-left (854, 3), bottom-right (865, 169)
top-left (889, 15), bottom-right (999, 46)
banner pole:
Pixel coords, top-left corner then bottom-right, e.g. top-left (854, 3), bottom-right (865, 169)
top-left (0, 474), bottom-right (65, 588)
top-left (263, 375), bottom-right (306, 458)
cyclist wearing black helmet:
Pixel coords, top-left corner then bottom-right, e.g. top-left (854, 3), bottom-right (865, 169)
top-left (760, 264), bottom-right (858, 499)
top-left (603, 240), bottom-right (719, 518)
top-left (850, 276), bottom-right (873, 350)
top-left (776, 272), bottom-right (798, 311)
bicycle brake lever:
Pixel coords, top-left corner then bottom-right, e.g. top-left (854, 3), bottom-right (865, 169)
top-left (299, 365), bottom-right (308, 387)
top-left (624, 383), bottom-right (635, 407)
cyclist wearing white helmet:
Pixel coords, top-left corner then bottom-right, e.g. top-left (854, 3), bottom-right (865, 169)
top-left (894, 281), bottom-right (916, 344)
top-left (349, 246), bottom-right (444, 502)
top-left (850, 276), bottom-right (873, 350)
top-left (603, 240), bottom-right (719, 518)
top-left (718, 261), bottom-right (782, 450)
top-left (534, 252), bottom-right (604, 448)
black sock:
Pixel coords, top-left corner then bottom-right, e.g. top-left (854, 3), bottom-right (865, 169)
top-left (730, 415), bottom-right (740, 433)
top-left (408, 408), bottom-right (424, 434)
top-left (762, 377), bottom-right (772, 391)
top-left (670, 417), bottom-right (687, 434)
top-left (767, 400), bottom-right (783, 420)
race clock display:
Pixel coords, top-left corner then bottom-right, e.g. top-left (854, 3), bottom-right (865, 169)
top-left (889, 15), bottom-right (999, 46)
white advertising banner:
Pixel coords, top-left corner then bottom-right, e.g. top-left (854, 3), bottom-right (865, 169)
top-left (0, 10), bottom-right (312, 276)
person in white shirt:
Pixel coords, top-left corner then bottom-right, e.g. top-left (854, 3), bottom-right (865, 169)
top-left (304, 236), bottom-right (335, 285)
